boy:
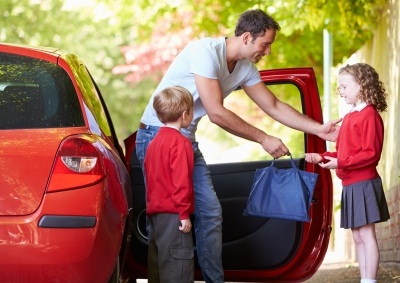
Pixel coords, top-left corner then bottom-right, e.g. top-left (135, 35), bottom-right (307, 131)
top-left (144, 86), bottom-right (194, 283)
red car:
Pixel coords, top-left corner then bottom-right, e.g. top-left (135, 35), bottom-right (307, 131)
top-left (0, 42), bottom-right (333, 282)
top-left (123, 68), bottom-right (333, 282)
top-left (0, 43), bottom-right (133, 283)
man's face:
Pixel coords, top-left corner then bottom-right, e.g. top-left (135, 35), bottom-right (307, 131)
top-left (245, 29), bottom-right (276, 63)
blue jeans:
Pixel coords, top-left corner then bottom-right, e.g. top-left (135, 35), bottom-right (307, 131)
top-left (136, 126), bottom-right (224, 283)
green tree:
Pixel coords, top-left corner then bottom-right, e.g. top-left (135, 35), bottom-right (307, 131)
top-left (118, 0), bottom-right (386, 77)
top-left (113, 0), bottom-right (386, 158)
top-left (1, 0), bottom-right (139, 143)
top-left (1, 0), bottom-right (386, 154)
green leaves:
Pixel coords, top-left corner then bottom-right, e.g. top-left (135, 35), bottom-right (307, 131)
top-left (0, 0), bottom-right (386, 146)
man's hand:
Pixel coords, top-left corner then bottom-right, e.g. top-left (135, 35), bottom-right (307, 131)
top-left (179, 219), bottom-right (192, 233)
top-left (317, 118), bottom-right (342, 142)
top-left (261, 135), bottom-right (290, 159)
top-left (318, 156), bottom-right (337, 169)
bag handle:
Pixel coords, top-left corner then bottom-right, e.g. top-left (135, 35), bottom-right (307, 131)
top-left (270, 154), bottom-right (298, 170)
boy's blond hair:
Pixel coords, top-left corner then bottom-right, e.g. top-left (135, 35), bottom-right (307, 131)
top-left (153, 86), bottom-right (194, 123)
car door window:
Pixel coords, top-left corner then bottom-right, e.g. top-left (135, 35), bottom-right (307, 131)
top-left (197, 83), bottom-right (305, 163)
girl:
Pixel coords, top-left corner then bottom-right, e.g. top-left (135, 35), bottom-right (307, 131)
top-left (305, 63), bottom-right (390, 283)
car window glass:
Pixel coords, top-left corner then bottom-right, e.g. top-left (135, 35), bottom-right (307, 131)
top-left (0, 53), bottom-right (84, 130)
top-left (73, 63), bottom-right (111, 137)
top-left (197, 83), bottom-right (305, 164)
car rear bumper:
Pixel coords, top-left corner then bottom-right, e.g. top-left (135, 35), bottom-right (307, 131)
top-left (0, 181), bottom-right (127, 282)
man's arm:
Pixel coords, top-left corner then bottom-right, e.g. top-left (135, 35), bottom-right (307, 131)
top-left (194, 75), bottom-right (289, 158)
top-left (242, 82), bottom-right (340, 140)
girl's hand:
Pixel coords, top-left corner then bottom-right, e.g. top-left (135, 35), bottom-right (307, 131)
top-left (305, 153), bottom-right (323, 164)
top-left (318, 156), bottom-right (338, 169)
top-left (179, 219), bottom-right (192, 233)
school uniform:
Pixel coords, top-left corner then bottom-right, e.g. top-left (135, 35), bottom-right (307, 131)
top-left (321, 103), bottom-right (390, 229)
top-left (145, 126), bottom-right (195, 283)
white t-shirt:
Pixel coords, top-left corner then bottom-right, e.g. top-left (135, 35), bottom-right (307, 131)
top-left (141, 37), bottom-right (261, 141)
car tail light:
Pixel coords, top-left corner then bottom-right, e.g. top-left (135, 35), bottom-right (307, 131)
top-left (61, 156), bottom-right (97, 173)
top-left (47, 135), bottom-right (106, 192)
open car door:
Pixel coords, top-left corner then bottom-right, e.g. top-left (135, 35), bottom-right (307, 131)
top-left (123, 68), bottom-right (333, 282)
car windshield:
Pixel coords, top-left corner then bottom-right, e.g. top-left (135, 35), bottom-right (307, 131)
top-left (0, 53), bottom-right (84, 130)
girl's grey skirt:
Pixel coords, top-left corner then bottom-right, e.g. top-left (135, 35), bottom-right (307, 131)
top-left (341, 177), bottom-right (390, 229)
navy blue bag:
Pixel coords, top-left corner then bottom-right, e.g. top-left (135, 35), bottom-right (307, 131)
top-left (243, 156), bottom-right (318, 222)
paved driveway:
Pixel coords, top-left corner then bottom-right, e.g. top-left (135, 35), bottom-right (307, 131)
top-left (136, 263), bottom-right (400, 282)
top-left (305, 263), bottom-right (400, 283)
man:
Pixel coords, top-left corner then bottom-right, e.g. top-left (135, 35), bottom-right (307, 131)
top-left (136, 9), bottom-right (340, 283)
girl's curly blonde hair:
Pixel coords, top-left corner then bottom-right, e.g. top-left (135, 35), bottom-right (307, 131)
top-left (338, 63), bottom-right (388, 112)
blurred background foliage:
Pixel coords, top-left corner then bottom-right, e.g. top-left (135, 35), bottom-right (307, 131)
top-left (1, 0), bottom-right (386, 160)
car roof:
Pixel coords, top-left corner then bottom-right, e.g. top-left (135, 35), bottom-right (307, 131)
top-left (0, 42), bottom-right (61, 54)
top-left (0, 42), bottom-right (74, 64)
